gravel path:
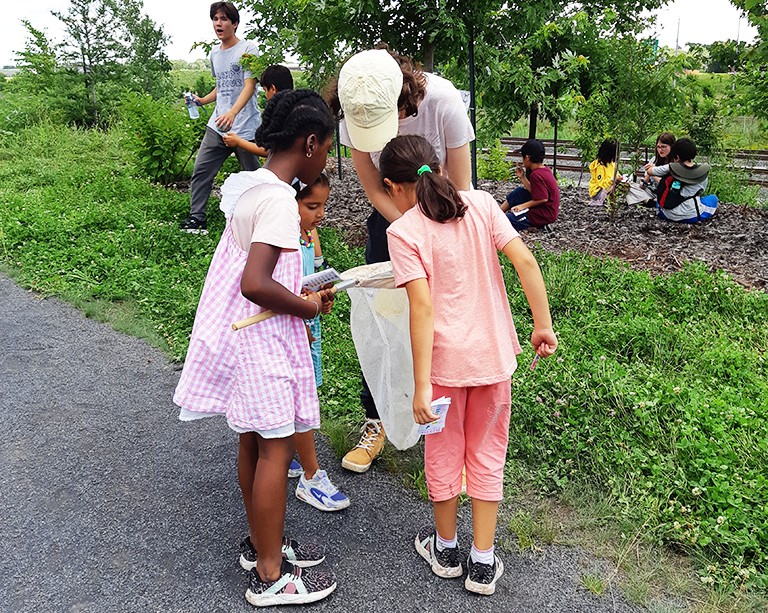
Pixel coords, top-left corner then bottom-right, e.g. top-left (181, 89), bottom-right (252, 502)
top-left (0, 272), bottom-right (647, 612)
top-left (324, 159), bottom-right (768, 290)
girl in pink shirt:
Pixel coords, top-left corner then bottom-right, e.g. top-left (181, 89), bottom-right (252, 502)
top-left (382, 135), bottom-right (558, 596)
top-left (174, 90), bottom-right (338, 607)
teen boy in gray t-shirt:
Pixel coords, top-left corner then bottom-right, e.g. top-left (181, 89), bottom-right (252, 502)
top-left (180, 2), bottom-right (260, 235)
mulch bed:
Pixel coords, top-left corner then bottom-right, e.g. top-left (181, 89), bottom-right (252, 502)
top-left (323, 159), bottom-right (768, 291)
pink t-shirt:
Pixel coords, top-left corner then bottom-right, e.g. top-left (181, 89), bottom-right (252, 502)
top-left (386, 190), bottom-right (523, 387)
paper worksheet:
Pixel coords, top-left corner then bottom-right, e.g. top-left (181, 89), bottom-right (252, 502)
top-left (301, 268), bottom-right (342, 293)
top-left (418, 396), bottom-right (452, 435)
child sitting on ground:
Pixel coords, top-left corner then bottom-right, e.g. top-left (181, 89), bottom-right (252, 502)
top-left (588, 139), bottom-right (623, 206)
top-left (290, 173), bottom-right (350, 512)
top-left (500, 139), bottom-right (560, 230)
top-left (645, 137), bottom-right (718, 223)
top-left (381, 134), bottom-right (558, 596)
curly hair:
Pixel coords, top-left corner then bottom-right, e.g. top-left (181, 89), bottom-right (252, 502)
top-left (325, 47), bottom-right (427, 120)
top-left (255, 89), bottom-right (334, 153)
top-left (379, 135), bottom-right (466, 223)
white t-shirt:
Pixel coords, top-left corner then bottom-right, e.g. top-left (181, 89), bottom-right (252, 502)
top-left (229, 169), bottom-right (300, 252)
top-left (339, 72), bottom-right (475, 168)
top-left (208, 40), bottom-right (261, 140)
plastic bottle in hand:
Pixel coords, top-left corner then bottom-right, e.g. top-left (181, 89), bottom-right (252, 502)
top-left (184, 93), bottom-right (199, 119)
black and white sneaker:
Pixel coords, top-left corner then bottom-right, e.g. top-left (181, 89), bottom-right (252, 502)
top-left (245, 559), bottom-right (337, 607)
top-left (414, 525), bottom-right (463, 578)
top-left (240, 535), bottom-right (326, 571)
top-left (465, 553), bottom-right (504, 595)
top-left (179, 217), bottom-right (208, 234)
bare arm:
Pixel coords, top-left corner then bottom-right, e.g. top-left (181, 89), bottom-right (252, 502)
top-left (194, 87), bottom-right (217, 106)
top-left (501, 238), bottom-right (558, 357)
top-left (404, 278), bottom-right (438, 423)
top-left (241, 243), bottom-right (324, 319)
top-left (350, 148), bottom-right (403, 223)
top-left (443, 143), bottom-right (472, 190)
top-left (221, 132), bottom-right (269, 156)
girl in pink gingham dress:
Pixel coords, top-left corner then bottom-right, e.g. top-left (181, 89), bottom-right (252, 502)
top-left (174, 90), bottom-right (338, 607)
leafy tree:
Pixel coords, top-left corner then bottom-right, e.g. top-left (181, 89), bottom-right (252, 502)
top-left (52, 0), bottom-right (128, 123)
top-left (48, 0), bottom-right (171, 125)
top-left (12, 21), bottom-right (58, 94)
top-left (238, 0), bottom-right (503, 85)
top-left (118, 2), bottom-right (172, 98)
top-left (713, 40), bottom-right (750, 72)
top-left (236, 0), bottom-right (672, 151)
top-left (732, 0), bottom-right (768, 123)
top-left (574, 36), bottom-right (684, 172)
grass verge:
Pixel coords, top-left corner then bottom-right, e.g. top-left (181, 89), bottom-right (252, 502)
top-left (2, 123), bottom-right (767, 610)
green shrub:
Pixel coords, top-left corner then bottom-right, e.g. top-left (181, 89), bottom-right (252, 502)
top-left (478, 139), bottom-right (512, 181)
top-left (707, 155), bottom-right (761, 207)
top-left (120, 92), bottom-right (207, 183)
top-left (0, 90), bottom-right (60, 135)
top-left (682, 98), bottom-right (723, 156)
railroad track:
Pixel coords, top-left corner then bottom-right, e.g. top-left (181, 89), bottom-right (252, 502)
top-left (491, 137), bottom-right (768, 187)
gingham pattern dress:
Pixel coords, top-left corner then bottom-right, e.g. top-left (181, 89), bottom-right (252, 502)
top-left (174, 221), bottom-right (320, 434)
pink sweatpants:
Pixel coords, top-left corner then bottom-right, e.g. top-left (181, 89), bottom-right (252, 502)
top-left (424, 380), bottom-right (512, 502)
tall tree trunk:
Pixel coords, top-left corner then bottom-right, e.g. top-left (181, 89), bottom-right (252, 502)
top-left (422, 39), bottom-right (435, 72)
top-left (528, 102), bottom-right (538, 139)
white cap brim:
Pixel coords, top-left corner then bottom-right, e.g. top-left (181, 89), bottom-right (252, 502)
top-left (345, 110), bottom-right (399, 153)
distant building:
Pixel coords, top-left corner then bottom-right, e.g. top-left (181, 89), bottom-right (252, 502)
top-left (2, 68), bottom-right (20, 78)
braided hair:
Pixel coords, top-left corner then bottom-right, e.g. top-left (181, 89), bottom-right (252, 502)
top-left (379, 135), bottom-right (466, 223)
top-left (255, 89), bottom-right (334, 153)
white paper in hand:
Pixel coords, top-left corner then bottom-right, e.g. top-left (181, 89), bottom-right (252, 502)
top-left (302, 268), bottom-right (342, 293)
top-left (418, 397), bottom-right (452, 435)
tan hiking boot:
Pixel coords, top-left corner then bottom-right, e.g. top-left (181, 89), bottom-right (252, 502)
top-left (341, 419), bottom-right (386, 473)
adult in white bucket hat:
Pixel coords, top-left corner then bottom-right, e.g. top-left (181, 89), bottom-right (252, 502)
top-left (327, 47), bottom-right (475, 474)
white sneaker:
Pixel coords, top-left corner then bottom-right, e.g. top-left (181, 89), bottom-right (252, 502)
top-left (295, 469), bottom-right (351, 512)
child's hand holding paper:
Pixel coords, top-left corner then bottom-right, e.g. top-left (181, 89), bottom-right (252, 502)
top-left (417, 397), bottom-right (451, 435)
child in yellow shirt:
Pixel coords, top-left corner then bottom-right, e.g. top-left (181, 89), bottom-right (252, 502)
top-left (588, 140), bottom-right (623, 205)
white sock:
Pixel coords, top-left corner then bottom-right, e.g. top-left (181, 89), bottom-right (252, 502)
top-left (470, 543), bottom-right (495, 565)
top-left (435, 532), bottom-right (457, 552)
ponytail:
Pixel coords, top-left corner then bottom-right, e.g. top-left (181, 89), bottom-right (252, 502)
top-left (415, 167), bottom-right (466, 223)
top-left (379, 135), bottom-right (466, 223)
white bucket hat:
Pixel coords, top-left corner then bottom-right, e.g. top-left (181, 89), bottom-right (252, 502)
top-left (338, 49), bottom-right (403, 152)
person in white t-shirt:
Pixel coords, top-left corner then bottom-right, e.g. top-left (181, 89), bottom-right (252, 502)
top-left (180, 2), bottom-right (261, 235)
top-left (326, 48), bottom-right (475, 473)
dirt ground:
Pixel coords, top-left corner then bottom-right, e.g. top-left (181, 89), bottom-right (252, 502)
top-left (322, 159), bottom-right (768, 291)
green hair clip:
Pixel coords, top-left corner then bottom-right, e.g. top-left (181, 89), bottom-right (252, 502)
top-left (417, 164), bottom-right (432, 176)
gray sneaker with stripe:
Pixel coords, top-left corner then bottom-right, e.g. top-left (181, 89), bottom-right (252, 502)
top-left (245, 559), bottom-right (337, 606)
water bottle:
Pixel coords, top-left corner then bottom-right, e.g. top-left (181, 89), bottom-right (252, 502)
top-left (184, 93), bottom-right (199, 119)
